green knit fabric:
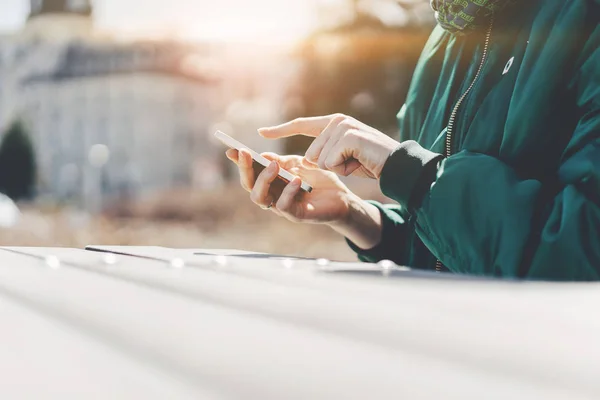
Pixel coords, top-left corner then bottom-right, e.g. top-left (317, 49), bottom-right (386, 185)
top-left (430, 0), bottom-right (514, 35)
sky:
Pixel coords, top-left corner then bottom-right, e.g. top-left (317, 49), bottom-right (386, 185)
top-left (0, 0), bottom-right (347, 42)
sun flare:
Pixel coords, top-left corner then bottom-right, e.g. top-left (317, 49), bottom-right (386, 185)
top-left (99, 0), bottom-right (329, 44)
top-left (182, 0), bottom-right (318, 44)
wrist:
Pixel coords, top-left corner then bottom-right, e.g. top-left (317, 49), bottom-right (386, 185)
top-left (325, 191), bottom-right (360, 227)
top-left (328, 194), bottom-right (383, 250)
top-left (378, 140), bottom-right (443, 208)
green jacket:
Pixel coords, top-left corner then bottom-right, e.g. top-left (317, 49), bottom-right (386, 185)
top-left (349, 0), bottom-right (600, 281)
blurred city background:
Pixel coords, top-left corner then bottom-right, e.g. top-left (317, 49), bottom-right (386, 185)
top-left (0, 0), bottom-right (433, 260)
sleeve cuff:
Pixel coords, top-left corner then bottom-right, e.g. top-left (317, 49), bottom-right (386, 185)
top-left (345, 201), bottom-right (409, 264)
top-left (379, 141), bottom-right (443, 210)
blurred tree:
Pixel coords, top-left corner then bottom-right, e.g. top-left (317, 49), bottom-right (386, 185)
top-left (0, 121), bottom-right (37, 200)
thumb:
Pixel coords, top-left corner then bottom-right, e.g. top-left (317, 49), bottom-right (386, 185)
top-left (262, 153), bottom-right (303, 170)
top-left (301, 157), bottom-right (319, 169)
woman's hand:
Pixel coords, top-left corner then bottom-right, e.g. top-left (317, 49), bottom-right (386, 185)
top-left (226, 148), bottom-right (384, 249)
top-left (258, 114), bottom-right (400, 179)
top-left (226, 149), bottom-right (354, 224)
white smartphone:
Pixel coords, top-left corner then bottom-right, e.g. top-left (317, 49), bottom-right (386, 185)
top-left (214, 130), bottom-right (313, 193)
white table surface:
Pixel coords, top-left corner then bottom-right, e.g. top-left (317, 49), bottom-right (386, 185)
top-left (0, 246), bottom-right (597, 400)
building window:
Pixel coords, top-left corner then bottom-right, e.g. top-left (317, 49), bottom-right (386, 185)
top-left (30, 0), bottom-right (43, 13)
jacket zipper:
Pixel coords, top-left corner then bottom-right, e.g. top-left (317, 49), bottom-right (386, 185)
top-left (435, 17), bottom-right (495, 273)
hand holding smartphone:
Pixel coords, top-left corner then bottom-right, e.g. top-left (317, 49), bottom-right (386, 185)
top-left (214, 130), bottom-right (313, 193)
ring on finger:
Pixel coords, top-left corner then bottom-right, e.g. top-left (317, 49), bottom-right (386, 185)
top-left (261, 201), bottom-right (274, 210)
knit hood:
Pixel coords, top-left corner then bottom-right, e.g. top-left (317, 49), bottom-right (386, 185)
top-left (430, 0), bottom-right (514, 35)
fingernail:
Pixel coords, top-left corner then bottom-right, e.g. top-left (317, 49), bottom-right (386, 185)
top-left (268, 161), bottom-right (278, 172)
top-left (257, 128), bottom-right (269, 136)
top-left (291, 178), bottom-right (301, 187)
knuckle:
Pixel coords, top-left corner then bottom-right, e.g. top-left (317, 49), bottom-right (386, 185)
top-left (331, 114), bottom-right (346, 124)
top-left (289, 155), bottom-right (303, 164)
top-left (307, 149), bottom-right (322, 163)
top-left (339, 118), bottom-right (356, 130)
top-left (291, 117), bottom-right (305, 125)
top-left (338, 167), bottom-right (351, 177)
top-left (249, 191), bottom-right (261, 204)
top-left (276, 201), bottom-right (290, 212)
top-left (344, 129), bottom-right (360, 141)
top-left (305, 153), bottom-right (318, 163)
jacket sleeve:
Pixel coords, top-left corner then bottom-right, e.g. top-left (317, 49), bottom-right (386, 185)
top-left (345, 201), bottom-right (412, 264)
top-left (346, 142), bottom-right (444, 267)
top-left (379, 27), bottom-right (600, 281)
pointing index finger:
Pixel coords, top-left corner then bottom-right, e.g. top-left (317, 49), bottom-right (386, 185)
top-left (258, 115), bottom-right (341, 139)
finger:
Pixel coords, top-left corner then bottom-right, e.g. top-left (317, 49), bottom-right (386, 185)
top-left (238, 148), bottom-right (255, 191)
top-left (258, 114), bottom-right (344, 139)
top-left (261, 152), bottom-right (281, 162)
top-left (317, 126), bottom-right (345, 170)
top-left (250, 161), bottom-right (279, 208)
top-left (331, 158), bottom-right (362, 177)
top-left (304, 116), bottom-right (342, 164)
top-left (270, 207), bottom-right (283, 217)
top-left (276, 177), bottom-right (303, 221)
top-left (262, 152), bottom-right (302, 170)
top-left (226, 149), bottom-right (239, 163)
top-left (324, 139), bottom-right (362, 177)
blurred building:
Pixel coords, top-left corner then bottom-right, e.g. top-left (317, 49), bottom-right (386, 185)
top-left (0, 0), bottom-right (225, 209)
